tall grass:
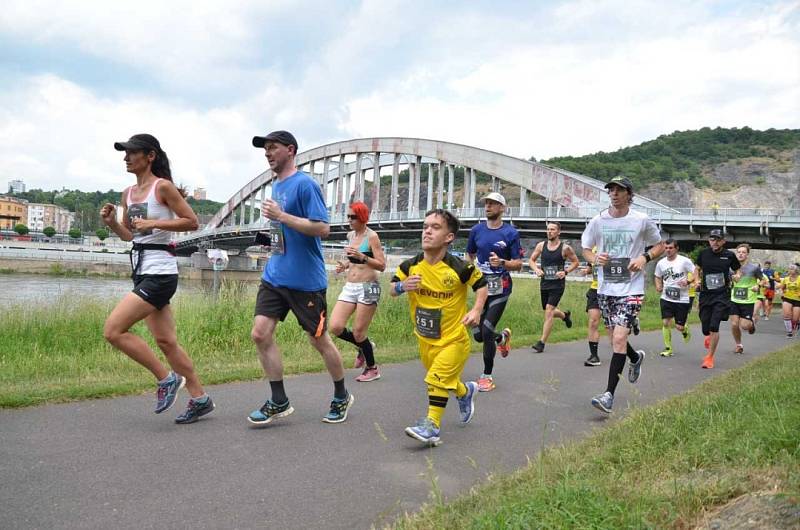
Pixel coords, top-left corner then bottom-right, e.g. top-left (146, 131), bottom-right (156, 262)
top-left (0, 276), bottom-right (678, 407)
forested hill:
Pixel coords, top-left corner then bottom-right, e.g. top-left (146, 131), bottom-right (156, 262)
top-left (6, 188), bottom-right (223, 232)
top-left (541, 127), bottom-right (800, 190)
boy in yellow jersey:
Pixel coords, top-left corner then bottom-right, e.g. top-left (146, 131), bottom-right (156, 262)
top-left (582, 246), bottom-right (602, 366)
top-left (392, 209), bottom-right (488, 446)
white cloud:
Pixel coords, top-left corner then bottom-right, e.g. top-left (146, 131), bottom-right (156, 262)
top-left (0, 0), bottom-right (797, 206)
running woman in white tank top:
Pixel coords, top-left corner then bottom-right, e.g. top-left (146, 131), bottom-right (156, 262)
top-left (100, 133), bottom-right (214, 424)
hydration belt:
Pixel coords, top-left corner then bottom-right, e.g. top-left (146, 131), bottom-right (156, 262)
top-left (130, 242), bottom-right (177, 278)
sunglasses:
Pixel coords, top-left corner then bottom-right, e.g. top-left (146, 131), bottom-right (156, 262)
top-left (347, 214), bottom-right (359, 220)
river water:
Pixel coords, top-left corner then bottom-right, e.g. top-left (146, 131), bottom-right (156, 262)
top-left (0, 273), bottom-right (215, 306)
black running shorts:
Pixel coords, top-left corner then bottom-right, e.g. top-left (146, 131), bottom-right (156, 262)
top-left (585, 288), bottom-right (600, 312)
top-left (660, 298), bottom-right (691, 326)
top-left (729, 301), bottom-right (755, 320)
top-left (255, 280), bottom-right (328, 337)
top-left (540, 287), bottom-right (565, 310)
top-left (699, 292), bottom-right (730, 334)
top-left (132, 274), bottom-right (178, 310)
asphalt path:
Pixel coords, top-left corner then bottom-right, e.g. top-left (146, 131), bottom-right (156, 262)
top-left (1, 316), bottom-right (794, 530)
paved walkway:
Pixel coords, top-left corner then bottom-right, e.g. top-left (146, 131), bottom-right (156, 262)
top-left (1, 318), bottom-right (793, 529)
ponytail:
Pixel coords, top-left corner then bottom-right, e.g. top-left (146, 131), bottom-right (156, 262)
top-left (150, 147), bottom-right (187, 197)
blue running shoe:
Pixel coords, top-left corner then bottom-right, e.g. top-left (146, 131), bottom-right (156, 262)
top-left (322, 393), bottom-right (354, 424)
top-left (591, 391), bottom-right (614, 413)
top-left (457, 381), bottom-right (478, 424)
top-left (247, 399), bottom-right (294, 426)
top-left (155, 372), bottom-right (185, 414)
top-left (405, 417), bottom-right (441, 446)
top-left (628, 350), bottom-right (645, 383)
top-left (175, 396), bottom-right (215, 424)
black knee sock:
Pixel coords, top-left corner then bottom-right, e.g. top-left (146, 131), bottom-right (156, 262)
top-left (606, 353), bottom-right (627, 395)
top-left (333, 378), bottom-right (347, 400)
top-left (589, 341), bottom-right (599, 356)
top-left (626, 342), bottom-right (640, 363)
top-left (356, 337), bottom-right (375, 367)
top-left (269, 380), bottom-right (288, 405)
top-left (336, 328), bottom-right (359, 346)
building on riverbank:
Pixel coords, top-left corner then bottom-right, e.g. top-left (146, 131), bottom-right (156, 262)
top-left (27, 203), bottom-right (74, 233)
top-left (0, 195), bottom-right (28, 230)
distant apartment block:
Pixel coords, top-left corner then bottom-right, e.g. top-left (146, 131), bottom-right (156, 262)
top-left (193, 187), bottom-right (207, 201)
top-left (27, 203), bottom-right (74, 233)
top-left (0, 195), bottom-right (29, 230)
top-left (8, 179), bottom-right (26, 194)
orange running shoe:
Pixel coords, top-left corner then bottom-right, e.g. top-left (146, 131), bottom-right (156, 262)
top-left (701, 354), bottom-right (714, 369)
top-left (497, 328), bottom-right (512, 358)
top-left (703, 335), bottom-right (711, 350)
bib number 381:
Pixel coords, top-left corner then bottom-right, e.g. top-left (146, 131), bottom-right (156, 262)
top-left (415, 307), bottom-right (442, 339)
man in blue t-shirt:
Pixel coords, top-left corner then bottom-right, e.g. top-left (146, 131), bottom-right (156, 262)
top-left (466, 192), bottom-right (523, 392)
top-left (246, 130), bottom-right (353, 427)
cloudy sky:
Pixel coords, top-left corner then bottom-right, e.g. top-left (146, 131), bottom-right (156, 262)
top-left (1, 0), bottom-right (797, 202)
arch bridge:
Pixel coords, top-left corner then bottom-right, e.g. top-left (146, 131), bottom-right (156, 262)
top-left (176, 138), bottom-right (800, 254)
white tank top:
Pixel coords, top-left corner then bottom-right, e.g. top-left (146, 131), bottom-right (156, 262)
top-left (126, 179), bottom-right (178, 275)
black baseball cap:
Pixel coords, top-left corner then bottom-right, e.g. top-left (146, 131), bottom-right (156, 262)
top-left (114, 133), bottom-right (161, 152)
top-left (708, 228), bottom-right (724, 239)
top-left (252, 130), bottom-right (298, 151)
top-left (604, 176), bottom-right (633, 192)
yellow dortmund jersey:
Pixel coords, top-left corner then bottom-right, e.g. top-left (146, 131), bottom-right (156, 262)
top-left (589, 246), bottom-right (598, 290)
top-left (393, 253), bottom-right (485, 347)
top-left (781, 276), bottom-right (800, 301)
top-left (688, 271), bottom-right (696, 297)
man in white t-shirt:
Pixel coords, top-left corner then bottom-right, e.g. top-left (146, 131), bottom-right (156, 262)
top-left (581, 176), bottom-right (664, 413)
top-left (654, 239), bottom-right (695, 357)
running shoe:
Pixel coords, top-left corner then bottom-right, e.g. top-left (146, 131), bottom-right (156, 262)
top-left (531, 340), bottom-right (545, 353)
top-left (628, 350), bottom-right (645, 383)
top-left (584, 354), bottom-right (601, 366)
top-left (734, 344), bottom-right (744, 355)
top-left (354, 352), bottom-right (365, 369)
top-left (497, 328), bottom-right (512, 357)
top-left (457, 381), bottom-right (477, 424)
top-left (355, 365), bottom-right (381, 382)
top-left (704, 335), bottom-right (711, 350)
top-left (322, 393), bottom-right (354, 424)
top-left (248, 399), bottom-right (294, 425)
top-left (787, 332), bottom-right (794, 339)
top-left (404, 417), bottom-right (441, 446)
top-left (155, 372), bottom-right (185, 414)
top-left (701, 354), bottom-right (714, 369)
top-left (591, 391), bottom-right (613, 413)
top-left (632, 317), bottom-right (640, 336)
top-left (659, 348), bottom-right (673, 357)
top-left (477, 375), bottom-right (495, 392)
top-left (764, 316), bottom-right (769, 321)
top-left (563, 310), bottom-right (573, 329)
top-left (748, 323), bottom-right (756, 335)
top-left (682, 327), bottom-right (692, 344)
top-left (175, 396), bottom-right (215, 424)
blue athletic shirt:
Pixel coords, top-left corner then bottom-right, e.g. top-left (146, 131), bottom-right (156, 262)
top-left (466, 221), bottom-right (521, 295)
top-left (262, 171), bottom-right (329, 291)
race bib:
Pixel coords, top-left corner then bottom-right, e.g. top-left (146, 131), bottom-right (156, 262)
top-left (362, 281), bottom-right (381, 303)
top-left (485, 273), bottom-right (503, 296)
top-left (733, 287), bottom-right (748, 300)
top-left (543, 265), bottom-right (559, 281)
top-left (270, 221), bottom-right (285, 255)
top-left (665, 286), bottom-right (681, 300)
top-left (603, 258), bottom-right (631, 283)
top-left (415, 307), bottom-right (442, 339)
top-left (706, 273), bottom-right (725, 290)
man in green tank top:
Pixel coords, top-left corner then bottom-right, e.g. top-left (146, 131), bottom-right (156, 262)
top-left (729, 243), bottom-right (762, 354)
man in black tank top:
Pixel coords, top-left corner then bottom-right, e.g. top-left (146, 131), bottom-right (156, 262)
top-left (529, 222), bottom-right (580, 352)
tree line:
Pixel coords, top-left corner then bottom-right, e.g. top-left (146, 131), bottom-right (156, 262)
top-left (539, 126), bottom-right (800, 190)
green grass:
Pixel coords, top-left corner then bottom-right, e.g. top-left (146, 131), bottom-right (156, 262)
top-left (393, 343), bottom-right (800, 529)
top-left (1, 276), bottom-right (684, 407)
